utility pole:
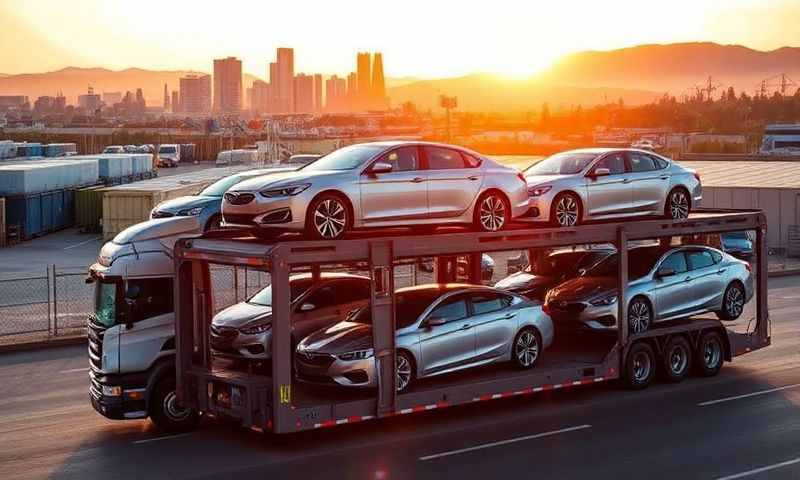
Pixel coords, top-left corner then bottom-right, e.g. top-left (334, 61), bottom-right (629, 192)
top-left (439, 95), bottom-right (457, 143)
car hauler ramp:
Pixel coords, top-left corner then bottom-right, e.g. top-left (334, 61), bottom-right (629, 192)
top-left (174, 208), bottom-right (769, 434)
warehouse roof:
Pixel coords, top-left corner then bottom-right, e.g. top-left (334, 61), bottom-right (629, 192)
top-left (682, 161), bottom-right (800, 189)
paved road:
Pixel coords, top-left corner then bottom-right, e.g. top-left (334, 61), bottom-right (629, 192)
top-left (0, 277), bottom-right (798, 480)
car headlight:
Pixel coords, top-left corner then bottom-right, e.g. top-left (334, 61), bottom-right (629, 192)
top-left (259, 183), bottom-right (311, 198)
top-left (178, 206), bottom-right (204, 216)
top-left (337, 348), bottom-right (373, 361)
top-left (240, 322), bottom-right (271, 335)
top-left (528, 185), bottom-right (552, 197)
top-left (590, 295), bottom-right (618, 306)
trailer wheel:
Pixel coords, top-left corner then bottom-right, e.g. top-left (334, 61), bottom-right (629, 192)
top-left (624, 342), bottom-right (656, 390)
top-left (662, 336), bottom-right (692, 383)
top-left (693, 331), bottom-right (724, 377)
top-left (149, 376), bottom-right (199, 433)
top-left (512, 327), bottom-right (541, 369)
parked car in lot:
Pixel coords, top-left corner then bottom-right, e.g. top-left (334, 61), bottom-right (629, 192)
top-left (150, 168), bottom-right (295, 231)
top-left (495, 247), bottom-right (614, 301)
top-left (102, 145), bottom-right (125, 154)
top-left (222, 141), bottom-right (530, 239)
top-left (544, 245), bottom-right (753, 333)
top-left (720, 231), bottom-right (754, 261)
top-left (523, 148), bottom-right (702, 227)
top-left (295, 283), bottom-right (554, 392)
top-left (210, 273), bottom-right (371, 360)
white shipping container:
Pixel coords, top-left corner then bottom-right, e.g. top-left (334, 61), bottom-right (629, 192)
top-left (0, 159), bottom-right (99, 195)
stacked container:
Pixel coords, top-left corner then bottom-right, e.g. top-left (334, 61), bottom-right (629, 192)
top-left (44, 143), bottom-right (78, 157)
top-left (75, 186), bottom-right (107, 233)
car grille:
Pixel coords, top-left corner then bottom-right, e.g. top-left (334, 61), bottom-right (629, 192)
top-left (87, 318), bottom-right (106, 372)
top-left (296, 351), bottom-right (335, 368)
top-left (151, 210), bottom-right (174, 219)
top-left (224, 192), bottom-right (255, 205)
top-left (223, 213), bottom-right (256, 226)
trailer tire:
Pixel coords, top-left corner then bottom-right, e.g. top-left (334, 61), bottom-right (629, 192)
top-left (624, 342), bottom-right (656, 390)
top-left (149, 376), bottom-right (199, 433)
top-left (661, 336), bottom-right (692, 383)
top-left (693, 331), bottom-right (724, 377)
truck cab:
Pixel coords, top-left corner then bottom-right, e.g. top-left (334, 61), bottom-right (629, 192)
top-left (87, 216), bottom-right (201, 432)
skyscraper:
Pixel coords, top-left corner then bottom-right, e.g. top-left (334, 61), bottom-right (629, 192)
top-left (325, 75), bottom-right (347, 112)
top-left (213, 57), bottom-right (243, 113)
top-left (294, 74), bottom-right (314, 113)
top-left (163, 83), bottom-right (170, 111)
top-left (313, 74), bottom-right (323, 112)
top-left (371, 53), bottom-right (386, 110)
top-left (276, 48), bottom-right (294, 113)
top-left (171, 91), bottom-right (180, 113)
top-left (180, 74), bottom-right (212, 114)
top-left (357, 52), bottom-right (371, 98)
top-left (347, 72), bottom-right (358, 98)
top-left (251, 80), bottom-right (270, 115)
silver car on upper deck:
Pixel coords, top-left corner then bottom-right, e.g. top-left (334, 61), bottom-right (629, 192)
top-left (221, 141), bottom-right (530, 239)
top-left (523, 148), bottom-right (702, 227)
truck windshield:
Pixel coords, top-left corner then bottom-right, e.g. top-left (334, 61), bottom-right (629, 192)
top-left (94, 282), bottom-right (117, 327)
top-left (159, 146), bottom-right (177, 154)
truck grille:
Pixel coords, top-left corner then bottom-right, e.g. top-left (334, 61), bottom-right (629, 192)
top-left (87, 317), bottom-right (106, 372)
top-left (224, 192), bottom-right (255, 205)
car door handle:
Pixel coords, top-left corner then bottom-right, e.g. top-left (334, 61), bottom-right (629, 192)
top-left (684, 276), bottom-right (693, 282)
top-left (622, 178), bottom-right (631, 184)
top-left (660, 175), bottom-right (670, 180)
top-left (411, 177), bottom-right (425, 183)
top-left (461, 324), bottom-right (471, 330)
top-left (468, 175), bottom-right (480, 181)
top-left (501, 312), bottom-right (516, 319)
top-left (717, 269), bottom-right (727, 275)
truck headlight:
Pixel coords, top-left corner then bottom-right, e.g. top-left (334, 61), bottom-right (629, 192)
top-left (338, 348), bottom-right (373, 361)
top-left (178, 206), bottom-right (204, 216)
top-left (591, 295), bottom-right (618, 306)
top-left (102, 385), bottom-right (122, 397)
top-left (259, 184), bottom-right (311, 198)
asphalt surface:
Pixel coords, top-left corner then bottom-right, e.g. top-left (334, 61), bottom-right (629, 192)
top-left (0, 276), bottom-right (798, 480)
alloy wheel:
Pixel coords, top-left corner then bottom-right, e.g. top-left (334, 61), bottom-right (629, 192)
top-left (396, 354), bottom-right (412, 392)
top-left (313, 198), bottom-right (347, 239)
top-left (629, 300), bottom-right (651, 334)
top-left (515, 330), bottom-right (539, 367)
top-left (669, 190), bottom-right (689, 219)
top-left (555, 195), bottom-right (579, 226)
top-left (725, 285), bottom-right (744, 318)
top-left (479, 195), bottom-right (506, 231)
top-left (163, 390), bottom-right (191, 422)
top-left (631, 351), bottom-right (652, 382)
top-left (704, 338), bottom-right (722, 370)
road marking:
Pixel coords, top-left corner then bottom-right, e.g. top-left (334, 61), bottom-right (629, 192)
top-left (715, 456), bottom-right (800, 480)
top-left (418, 424), bottom-right (591, 461)
top-left (132, 433), bottom-right (192, 445)
top-left (63, 236), bottom-right (101, 250)
top-left (58, 367), bottom-right (88, 374)
top-left (698, 383), bottom-right (800, 406)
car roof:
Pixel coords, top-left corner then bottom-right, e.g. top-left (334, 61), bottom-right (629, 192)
top-left (396, 283), bottom-right (497, 296)
top-left (345, 140), bottom-right (486, 157)
top-left (556, 147), bottom-right (670, 158)
top-left (288, 272), bottom-right (370, 282)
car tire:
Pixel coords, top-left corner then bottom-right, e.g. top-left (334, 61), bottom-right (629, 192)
top-left (396, 350), bottom-right (415, 393)
top-left (716, 282), bottom-right (745, 321)
top-left (512, 327), bottom-right (541, 369)
top-left (306, 193), bottom-right (351, 240)
top-left (628, 296), bottom-right (652, 335)
top-left (550, 192), bottom-right (581, 227)
top-left (624, 342), bottom-right (656, 389)
top-left (474, 191), bottom-right (510, 232)
top-left (693, 331), bottom-right (724, 377)
top-left (204, 214), bottom-right (222, 232)
top-left (149, 376), bottom-right (199, 433)
top-left (662, 336), bottom-right (692, 383)
top-left (665, 188), bottom-right (690, 220)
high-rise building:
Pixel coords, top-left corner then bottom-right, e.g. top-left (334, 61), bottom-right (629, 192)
top-left (357, 52), bottom-right (371, 97)
top-left (163, 83), bottom-right (171, 111)
top-left (213, 56), bottom-right (243, 113)
top-left (325, 75), bottom-right (347, 112)
top-left (276, 48), bottom-right (294, 113)
top-left (313, 74), bottom-right (323, 112)
top-left (251, 80), bottom-right (270, 115)
top-left (102, 91), bottom-right (122, 106)
top-left (294, 74), bottom-right (314, 113)
top-left (347, 72), bottom-right (358, 98)
top-left (371, 53), bottom-right (387, 110)
top-left (171, 91), bottom-right (180, 113)
top-left (78, 86), bottom-right (102, 112)
top-left (268, 62), bottom-right (279, 113)
top-left (180, 74), bottom-right (212, 114)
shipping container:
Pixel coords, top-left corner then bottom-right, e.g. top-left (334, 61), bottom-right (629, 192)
top-left (75, 186), bottom-right (106, 233)
top-left (14, 142), bottom-right (43, 158)
top-left (44, 143), bottom-right (78, 157)
top-left (0, 159), bottom-right (99, 195)
top-left (4, 188), bottom-right (76, 239)
top-left (180, 144), bottom-right (196, 163)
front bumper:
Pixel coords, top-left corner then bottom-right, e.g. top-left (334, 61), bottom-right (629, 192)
top-left (518, 189), bottom-right (559, 223)
top-left (295, 351), bottom-right (377, 388)
top-left (89, 368), bottom-right (149, 420)
top-left (222, 190), bottom-right (313, 231)
top-left (547, 299), bottom-right (618, 331)
top-left (210, 326), bottom-right (271, 360)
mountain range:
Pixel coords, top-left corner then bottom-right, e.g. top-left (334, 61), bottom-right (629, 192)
top-left (0, 43), bottom-right (798, 111)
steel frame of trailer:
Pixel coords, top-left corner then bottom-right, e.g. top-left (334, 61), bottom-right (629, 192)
top-left (174, 208), bottom-right (770, 434)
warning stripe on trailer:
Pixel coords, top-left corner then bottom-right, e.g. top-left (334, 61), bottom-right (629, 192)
top-left (311, 376), bottom-right (605, 429)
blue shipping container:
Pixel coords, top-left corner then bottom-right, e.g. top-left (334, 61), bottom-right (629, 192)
top-left (4, 189), bottom-right (76, 239)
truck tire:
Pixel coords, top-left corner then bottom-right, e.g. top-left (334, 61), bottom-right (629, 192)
top-left (661, 336), bottom-right (692, 383)
top-left (693, 331), bottom-right (724, 377)
top-left (149, 376), bottom-right (199, 433)
top-left (624, 342), bottom-right (656, 390)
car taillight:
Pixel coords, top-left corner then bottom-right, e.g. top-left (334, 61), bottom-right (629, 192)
top-left (745, 262), bottom-right (751, 272)
top-left (517, 172), bottom-right (526, 183)
top-left (694, 172), bottom-right (701, 183)
top-left (542, 303), bottom-right (551, 315)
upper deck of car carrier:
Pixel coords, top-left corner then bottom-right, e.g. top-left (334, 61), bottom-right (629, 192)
top-left (173, 208), bottom-right (769, 434)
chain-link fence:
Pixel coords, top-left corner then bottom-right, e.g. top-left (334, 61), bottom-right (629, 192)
top-left (0, 274), bottom-right (51, 336)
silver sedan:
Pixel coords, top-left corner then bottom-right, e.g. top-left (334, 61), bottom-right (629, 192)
top-left (523, 148), bottom-right (702, 227)
top-left (295, 284), bottom-right (554, 392)
top-left (222, 141), bottom-right (530, 239)
top-left (544, 245), bottom-right (753, 333)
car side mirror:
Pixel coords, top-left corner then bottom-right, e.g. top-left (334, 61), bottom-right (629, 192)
top-left (369, 162), bottom-right (393, 175)
top-left (426, 317), bottom-right (446, 327)
top-left (589, 167), bottom-right (610, 178)
top-left (300, 302), bottom-right (315, 312)
top-left (656, 266), bottom-right (676, 278)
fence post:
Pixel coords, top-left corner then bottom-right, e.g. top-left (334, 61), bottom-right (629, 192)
top-left (244, 267), bottom-right (249, 298)
top-left (46, 266), bottom-right (51, 336)
top-left (52, 264), bottom-right (58, 337)
top-left (233, 266), bottom-right (240, 304)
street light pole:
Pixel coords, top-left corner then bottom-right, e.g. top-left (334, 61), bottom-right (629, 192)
top-left (439, 95), bottom-right (457, 143)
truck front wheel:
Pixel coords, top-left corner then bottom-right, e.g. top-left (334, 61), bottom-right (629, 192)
top-left (149, 376), bottom-right (199, 433)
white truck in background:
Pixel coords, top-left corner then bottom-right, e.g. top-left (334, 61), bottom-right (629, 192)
top-left (87, 216), bottom-right (200, 432)
top-left (157, 144), bottom-right (181, 167)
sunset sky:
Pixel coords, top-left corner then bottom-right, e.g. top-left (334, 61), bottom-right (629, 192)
top-left (1, 0), bottom-right (799, 78)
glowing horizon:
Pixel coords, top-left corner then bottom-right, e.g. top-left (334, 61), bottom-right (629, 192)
top-left (1, 0), bottom-right (799, 79)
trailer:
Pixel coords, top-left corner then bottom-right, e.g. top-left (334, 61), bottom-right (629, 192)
top-left (172, 209), bottom-right (769, 434)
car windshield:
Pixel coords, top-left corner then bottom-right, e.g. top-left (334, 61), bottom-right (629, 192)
top-left (723, 232), bottom-right (749, 240)
top-left (159, 146), bottom-right (176, 154)
top-left (199, 174), bottom-right (252, 197)
top-left (301, 144), bottom-right (384, 171)
top-left (93, 281), bottom-right (117, 327)
top-left (246, 278), bottom-right (314, 306)
top-left (525, 152), bottom-right (599, 175)
top-left (583, 249), bottom-right (663, 280)
top-left (529, 251), bottom-right (608, 276)
top-left (352, 289), bottom-right (444, 328)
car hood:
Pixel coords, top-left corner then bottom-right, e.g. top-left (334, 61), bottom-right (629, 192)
top-left (548, 276), bottom-right (616, 301)
top-left (495, 271), bottom-right (552, 292)
top-left (523, 173), bottom-right (574, 186)
top-left (299, 321), bottom-right (373, 354)
top-left (155, 195), bottom-right (218, 213)
top-left (212, 301), bottom-right (271, 329)
top-left (229, 169), bottom-right (348, 192)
